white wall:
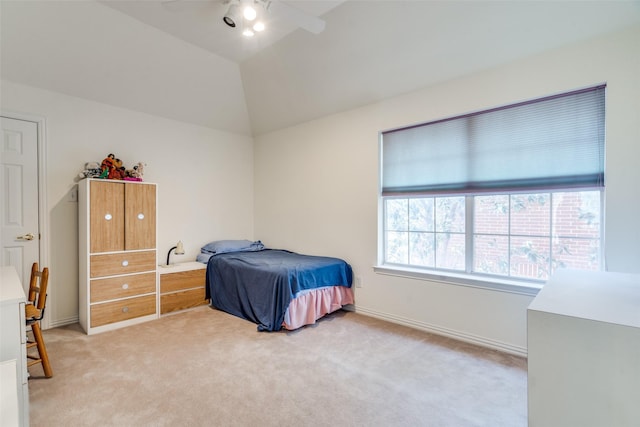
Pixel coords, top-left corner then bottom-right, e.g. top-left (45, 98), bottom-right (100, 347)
top-left (1, 81), bottom-right (254, 327)
top-left (0, 0), bottom-right (251, 135)
top-left (254, 25), bottom-right (640, 355)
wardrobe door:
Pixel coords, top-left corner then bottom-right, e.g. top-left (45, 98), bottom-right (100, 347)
top-left (125, 183), bottom-right (156, 250)
top-left (90, 181), bottom-right (124, 253)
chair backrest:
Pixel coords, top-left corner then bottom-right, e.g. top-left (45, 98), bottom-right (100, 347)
top-left (27, 262), bottom-right (49, 311)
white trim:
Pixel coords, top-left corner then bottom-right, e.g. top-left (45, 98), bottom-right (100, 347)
top-left (1, 110), bottom-right (49, 328)
top-left (354, 304), bottom-right (528, 358)
top-left (374, 265), bottom-right (541, 297)
top-left (48, 316), bottom-right (78, 329)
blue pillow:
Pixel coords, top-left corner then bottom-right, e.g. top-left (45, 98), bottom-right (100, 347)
top-left (201, 239), bottom-right (265, 254)
top-left (196, 252), bottom-right (213, 264)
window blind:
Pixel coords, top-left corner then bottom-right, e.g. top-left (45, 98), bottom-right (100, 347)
top-left (381, 85), bottom-right (605, 196)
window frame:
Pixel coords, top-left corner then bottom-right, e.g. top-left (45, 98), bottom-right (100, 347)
top-left (376, 86), bottom-right (606, 295)
top-left (377, 189), bottom-right (604, 295)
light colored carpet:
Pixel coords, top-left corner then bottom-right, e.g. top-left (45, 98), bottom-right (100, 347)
top-left (28, 307), bottom-right (527, 426)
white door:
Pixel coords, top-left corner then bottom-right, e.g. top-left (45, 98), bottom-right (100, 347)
top-left (1, 116), bottom-right (40, 292)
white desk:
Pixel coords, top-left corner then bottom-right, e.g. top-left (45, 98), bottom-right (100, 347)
top-left (0, 360), bottom-right (19, 427)
top-left (527, 269), bottom-right (640, 427)
top-left (0, 266), bottom-right (29, 426)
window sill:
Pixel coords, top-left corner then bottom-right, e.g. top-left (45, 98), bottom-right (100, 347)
top-left (373, 265), bottom-right (542, 297)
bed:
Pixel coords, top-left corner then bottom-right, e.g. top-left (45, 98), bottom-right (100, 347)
top-left (199, 240), bottom-right (354, 331)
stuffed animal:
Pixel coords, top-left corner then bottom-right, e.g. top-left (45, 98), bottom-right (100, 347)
top-left (124, 168), bottom-right (140, 181)
top-left (99, 154), bottom-right (116, 179)
top-left (108, 158), bottom-right (125, 180)
top-left (124, 162), bottom-right (146, 181)
top-left (78, 162), bottom-right (102, 179)
top-left (133, 162), bottom-right (146, 178)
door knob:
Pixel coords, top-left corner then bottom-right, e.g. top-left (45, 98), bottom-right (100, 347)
top-left (17, 233), bottom-right (35, 241)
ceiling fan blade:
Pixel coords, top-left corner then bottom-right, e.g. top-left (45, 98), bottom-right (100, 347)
top-left (267, 0), bottom-right (326, 34)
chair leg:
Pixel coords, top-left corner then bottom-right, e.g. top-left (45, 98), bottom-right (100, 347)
top-left (30, 322), bottom-right (53, 378)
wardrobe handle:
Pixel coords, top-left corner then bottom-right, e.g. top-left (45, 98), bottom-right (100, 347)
top-left (105, 213), bottom-right (112, 221)
top-left (122, 283), bottom-right (129, 290)
top-left (122, 260), bottom-right (129, 267)
top-left (121, 307), bottom-right (129, 313)
top-left (137, 213), bottom-right (145, 220)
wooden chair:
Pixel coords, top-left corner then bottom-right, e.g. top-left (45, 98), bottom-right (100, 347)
top-left (25, 262), bottom-right (53, 378)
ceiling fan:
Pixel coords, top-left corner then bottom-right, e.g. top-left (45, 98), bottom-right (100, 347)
top-left (165, 0), bottom-right (326, 37)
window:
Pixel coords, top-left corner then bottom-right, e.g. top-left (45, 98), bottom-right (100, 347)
top-left (380, 86), bottom-right (605, 286)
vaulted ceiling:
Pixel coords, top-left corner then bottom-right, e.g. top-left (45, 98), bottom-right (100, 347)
top-left (2, 1), bottom-right (640, 136)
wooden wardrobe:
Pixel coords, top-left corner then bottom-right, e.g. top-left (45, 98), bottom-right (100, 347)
top-left (78, 179), bottom-right (157, 334)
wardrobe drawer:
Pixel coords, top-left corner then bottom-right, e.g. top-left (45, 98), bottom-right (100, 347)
top-left (90, 294), bottom-right (156, 328)
top-left (90, 251), bottom-right (156, 278)
top-left (160, 268), bottom-right (205, 293)
top-left (90, 272), bottom-right (156, 303)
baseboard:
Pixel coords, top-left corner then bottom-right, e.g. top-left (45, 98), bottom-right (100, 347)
top-left (47, 316), bottom-right (79, 329)
top-left (353, 305), bottom-right (528, 358)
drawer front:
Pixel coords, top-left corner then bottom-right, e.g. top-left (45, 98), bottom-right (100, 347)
top-left (90, 272), bottom-right (156, 303)
top-left (90, 294), bottom-right (156, 328)
top-left (160, 269), bottom-right (205, 293)
top-left (90, 251), bottom-right (156, 278)
top-left (161, 288), bottom-right (208, 314)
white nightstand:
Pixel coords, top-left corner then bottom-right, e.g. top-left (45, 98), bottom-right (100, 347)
top-left (158, 262), bottom-right (208, 315)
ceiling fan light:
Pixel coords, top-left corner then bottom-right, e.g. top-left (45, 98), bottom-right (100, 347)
top-left (223, 4), bottom-right (240, 28)
top-left (243, 4), bottom-right (257, 21)
top-left (253, 21), bottom-right (265, 32)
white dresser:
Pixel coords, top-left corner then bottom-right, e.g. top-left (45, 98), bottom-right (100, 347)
top-left (0, 266), bottom-right (29, 426)
top-left (527, 269), bottom-right (640, 427)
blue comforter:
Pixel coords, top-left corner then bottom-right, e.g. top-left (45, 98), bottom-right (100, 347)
top-left (206, 249), bottom-right (353, 331)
